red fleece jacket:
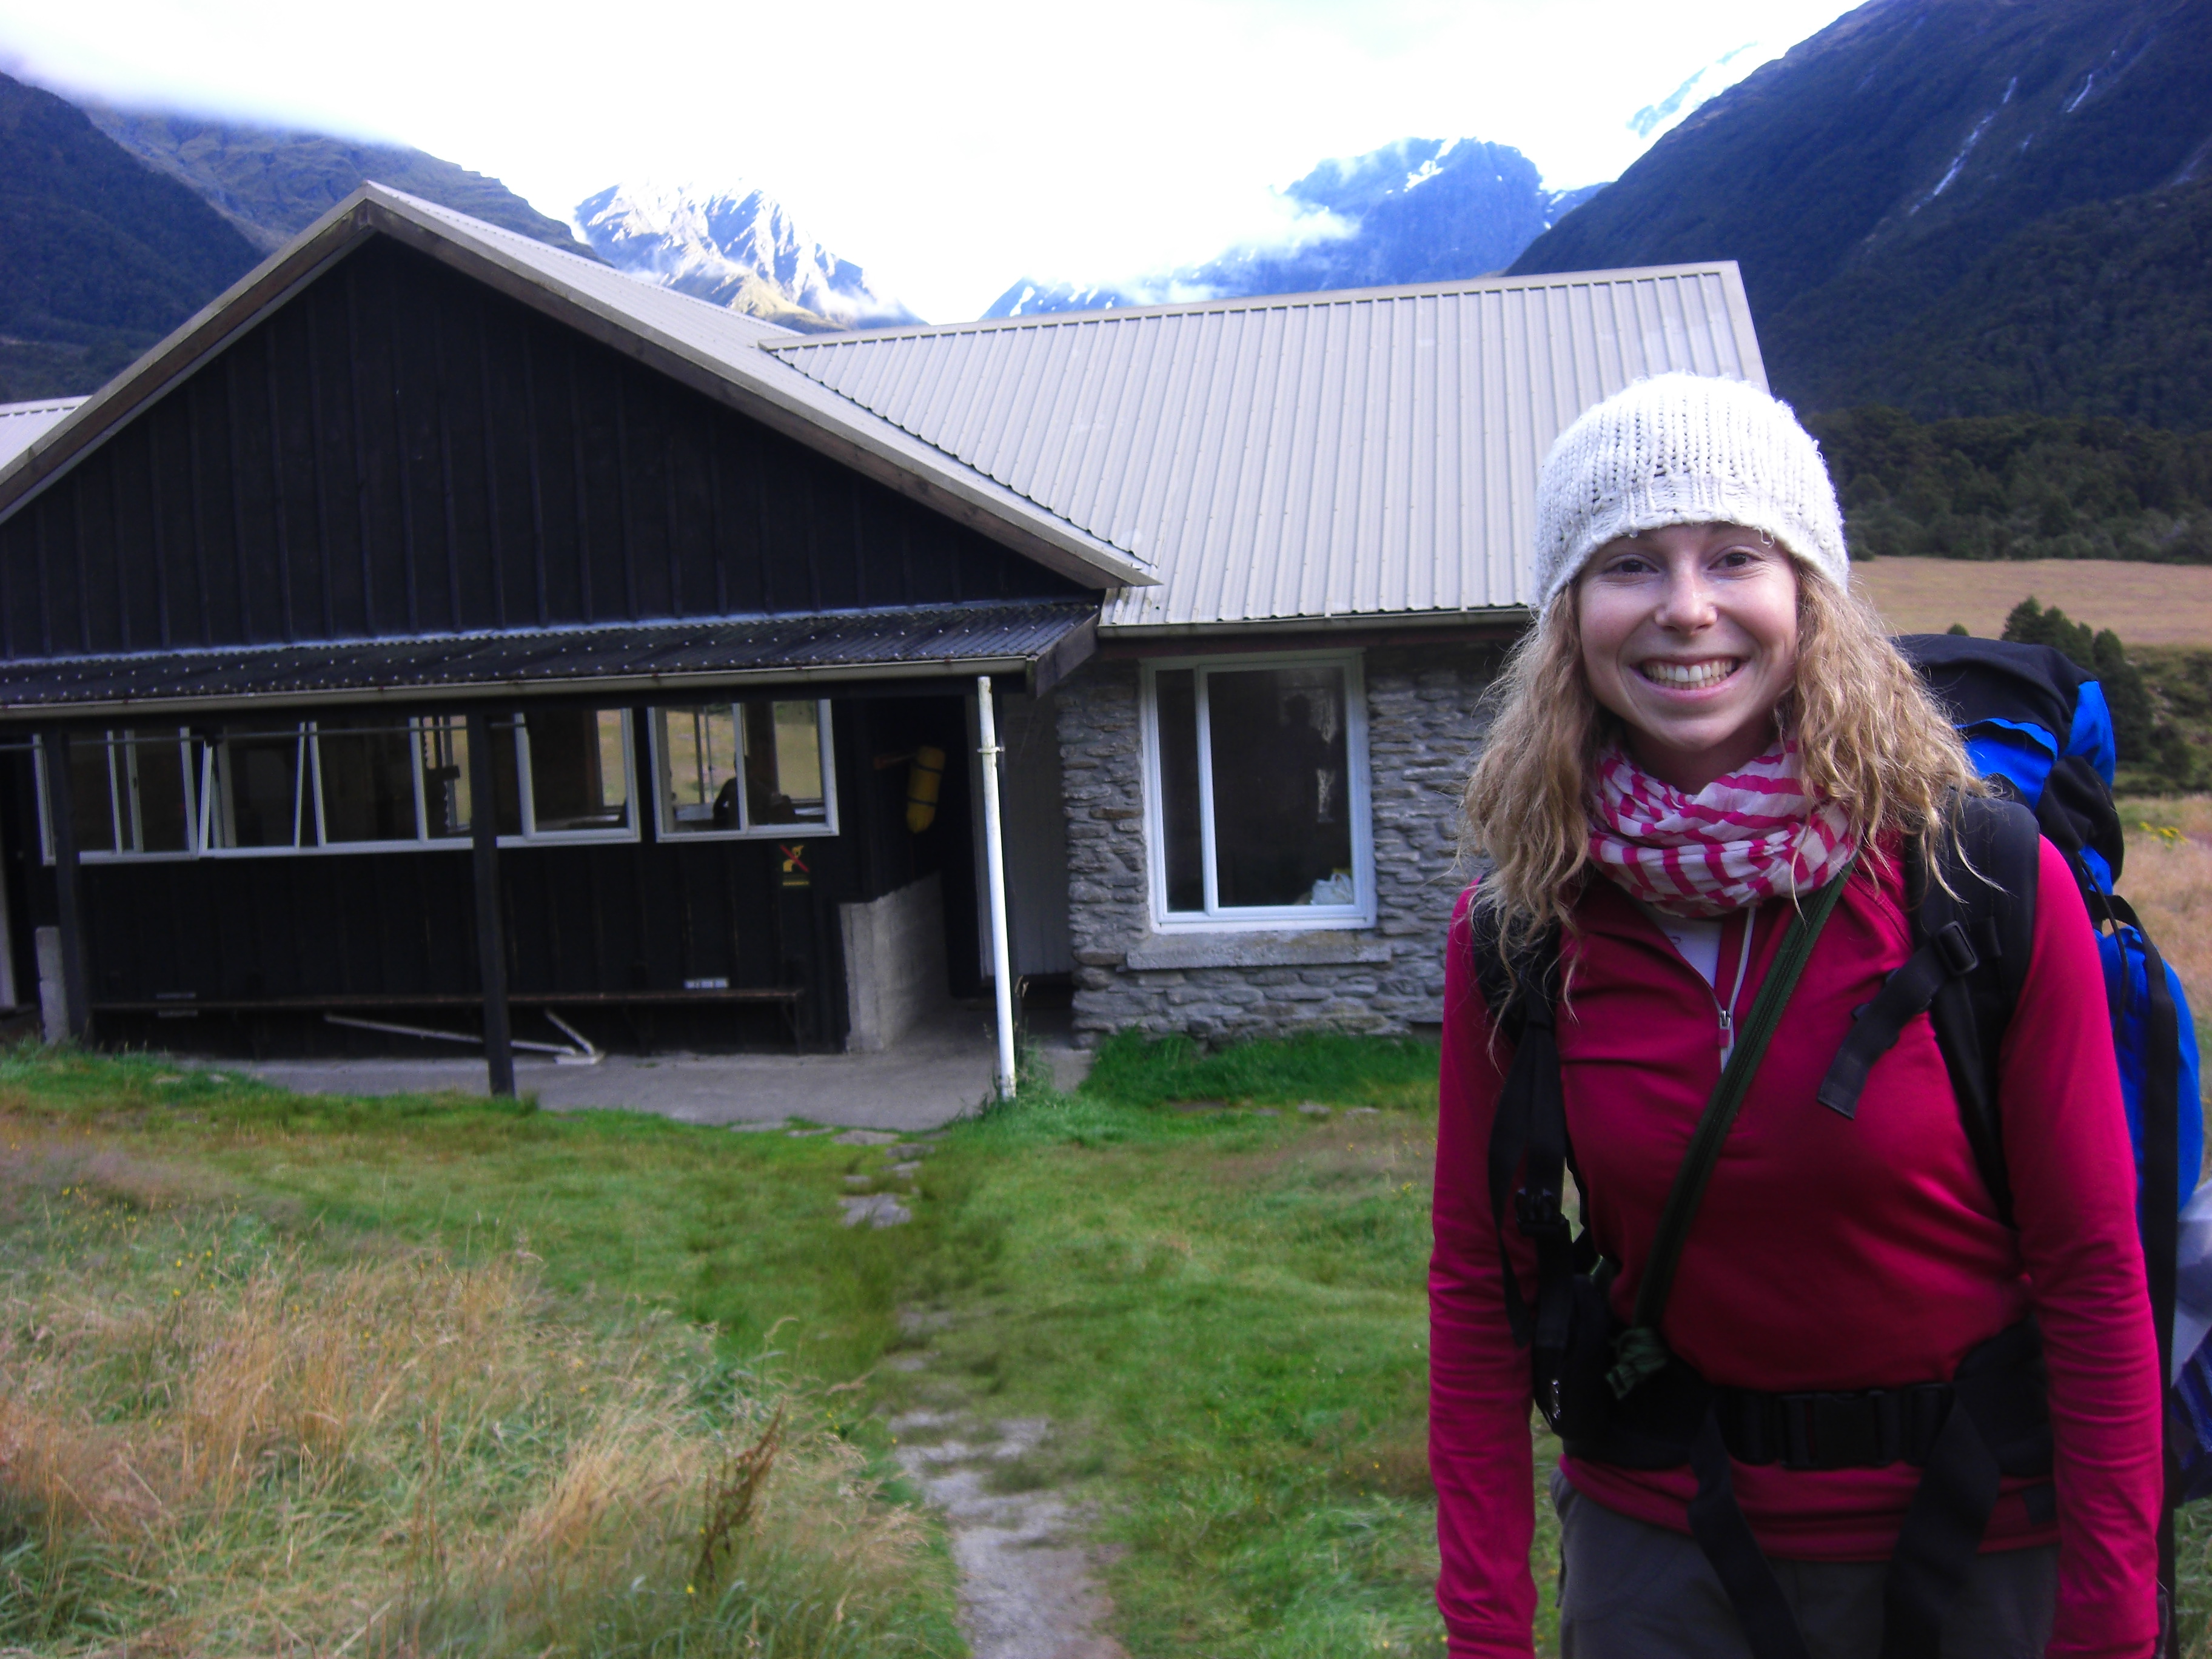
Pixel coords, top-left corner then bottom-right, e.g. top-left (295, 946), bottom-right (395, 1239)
top-left (1428, 839), bottom-right (2160, 1657)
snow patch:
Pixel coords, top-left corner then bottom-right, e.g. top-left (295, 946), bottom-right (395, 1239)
top-left (1912, 111), bottom-right (1997, 213)
top-left (1627, 41), bottom-right (1762, 142)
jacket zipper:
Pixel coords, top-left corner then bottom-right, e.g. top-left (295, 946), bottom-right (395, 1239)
top-left (1714, 912), bottom-right (1756, 1065)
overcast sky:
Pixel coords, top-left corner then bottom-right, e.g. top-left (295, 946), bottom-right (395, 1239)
top-left (1, 0), bottom-right (1858, 321)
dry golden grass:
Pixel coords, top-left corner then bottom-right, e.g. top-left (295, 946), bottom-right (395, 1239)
top-left (0, 1146), bottom-right (948, 1658)
top-left (2118, 799), bottom-right (2212, 1014)
top-left (1854, 558), bottom-right (2212, 645)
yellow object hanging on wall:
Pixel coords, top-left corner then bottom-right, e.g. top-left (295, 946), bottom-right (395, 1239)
top-left (905, 745), bottom-right (946, 833)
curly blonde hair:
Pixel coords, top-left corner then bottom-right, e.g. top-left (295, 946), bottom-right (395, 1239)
top-left (1460, 559), bottom-right (1982, 956)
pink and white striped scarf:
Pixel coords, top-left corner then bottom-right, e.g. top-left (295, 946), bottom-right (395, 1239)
top-left (1587, 739), bottom-right (1856, 918)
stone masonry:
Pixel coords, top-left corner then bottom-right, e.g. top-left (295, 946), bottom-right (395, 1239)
top-left (1056, 642), bottom-right (1504, 1045)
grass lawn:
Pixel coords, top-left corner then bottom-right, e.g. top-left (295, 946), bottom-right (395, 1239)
top-left (22, 882), bottom-right (2212, 1657)
top-left (0, 1031), bottom-right (1517, 1657)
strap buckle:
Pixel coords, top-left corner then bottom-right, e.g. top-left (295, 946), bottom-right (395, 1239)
top-left (1514, 1185), bottom-right (1569, 1241)
top-left (1932, 919), bottom-right (1979, 977)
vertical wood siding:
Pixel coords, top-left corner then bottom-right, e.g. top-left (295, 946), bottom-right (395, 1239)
top-left (0, 236), bottom-right (1083, 662)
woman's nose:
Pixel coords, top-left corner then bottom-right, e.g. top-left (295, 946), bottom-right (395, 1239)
top-left (1654, 568), bottom-right (1718, 631)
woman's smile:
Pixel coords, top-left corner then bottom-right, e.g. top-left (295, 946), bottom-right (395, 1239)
top-left (1634, 656), bottom-right (1743, 691)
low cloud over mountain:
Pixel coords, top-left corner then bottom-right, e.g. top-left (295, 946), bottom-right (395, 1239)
top-left (985, 137), bottom-right (1606, 319)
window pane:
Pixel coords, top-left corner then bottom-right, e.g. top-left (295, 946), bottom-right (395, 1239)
top-left (1153, 669), bottom-right (1204, 912)
top-left (742, 701), bottom-right (828, 827)
top-left (418, 719), bottom-right (472, 839)
top-left (315, 718), bottom-right (418, 844)
top-left (67, 737), bottom-right (119, 855)
top-left (1207, 666), bottom-right (1354, 909)
top-left (222, 728), bottom-right (305, 848)
top-left (659, 705), bottom-right (741, 833)
top-left (526, 708), bottom-right (629, 833)
top-left (124, 729), bottom-right (190, 853)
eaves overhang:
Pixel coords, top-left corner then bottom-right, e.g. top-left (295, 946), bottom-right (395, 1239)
top-left (0, 600), bottom-right (1101, 720)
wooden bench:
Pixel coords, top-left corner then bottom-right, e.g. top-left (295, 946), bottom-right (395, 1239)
top-left (93, 986), bottom-right (809, 1051)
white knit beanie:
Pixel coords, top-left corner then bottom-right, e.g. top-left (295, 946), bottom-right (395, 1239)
top-left (1533, 373), bottom-right (1849, 612)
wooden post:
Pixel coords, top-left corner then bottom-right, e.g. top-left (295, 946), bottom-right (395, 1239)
top-left (39, 729), bottom-right (92, 1043)
top-left (466, 709), bottom-right (515, 1097)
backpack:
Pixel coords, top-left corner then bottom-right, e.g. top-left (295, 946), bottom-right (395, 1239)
top-left (1898, 635), bottom-right (2207, 1456)
top-left (1899, 634), bottom-right (2207, 1658)
top-left (1473, 633), bottom-right (2204, 1657)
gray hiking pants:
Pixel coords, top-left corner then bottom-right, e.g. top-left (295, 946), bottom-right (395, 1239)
top-left (1552, 1469), bottom-right (2058, 1658)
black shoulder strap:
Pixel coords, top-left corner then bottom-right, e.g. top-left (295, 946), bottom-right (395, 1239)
top-left (1471, 902), bottom-right (1567, 1350)
top-left (1812, 797), bottom-right (2038, 1225)
top-left (1923, 796), bottom-right (2040, 1228)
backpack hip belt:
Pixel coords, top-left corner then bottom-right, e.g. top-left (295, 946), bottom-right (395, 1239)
top-left (1563, 1319), bottom-right (2051, 1490)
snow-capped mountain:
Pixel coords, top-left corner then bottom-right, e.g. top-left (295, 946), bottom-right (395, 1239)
top-left (1626, 41), bottom-right (1766, 142)
top-left (982, 138), bottom-right (1605, 320)
top-left (575, 182), bottom-right (919, 333)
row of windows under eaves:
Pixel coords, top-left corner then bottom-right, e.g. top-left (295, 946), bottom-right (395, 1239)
top-left (0, 238), bottom-right (1088, 660)
top-left (45, 700), bottom-right (836, 859)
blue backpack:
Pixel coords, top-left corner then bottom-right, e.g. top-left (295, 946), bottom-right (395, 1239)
top-left (1902, 633), bottom-right (2207, 1641)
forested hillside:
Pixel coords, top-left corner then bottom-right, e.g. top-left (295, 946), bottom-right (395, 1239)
top-left (0, 74), bottom-right (261, 401)
top-left (1780, 178), bottom-right (2212, 430)
top-left (1809, 406), bottom-right (2212, 563)
top-left (88, 108), bottom-right (589, 255)
top-left (1511, 0), bottom-right (2212, 429)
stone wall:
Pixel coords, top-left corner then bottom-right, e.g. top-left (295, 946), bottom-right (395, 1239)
top-left (1056, 641), bottom-right (1503, 1045)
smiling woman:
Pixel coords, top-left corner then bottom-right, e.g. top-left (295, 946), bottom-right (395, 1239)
top-left (1432, 375), bottom-right (2163, 1659)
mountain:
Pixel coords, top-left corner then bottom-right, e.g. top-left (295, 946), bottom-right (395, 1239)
top-left (85, 107), bottom-right (591, 256)
top-left (575, 183), bottom-right (919, 333)
top-left (983, 137), bottom-right (1606, 319)
top-left (0, 73), bottom-right (261, 401)
top-left (1509, 0), bottom-right (2212, 427)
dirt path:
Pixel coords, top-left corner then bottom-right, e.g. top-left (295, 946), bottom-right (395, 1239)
top-left (846, 1130), bottom-right (1128, 1657)
top-left (889, 1396), bottom-right (1127, 1659)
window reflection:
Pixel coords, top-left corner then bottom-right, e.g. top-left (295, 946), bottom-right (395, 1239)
top-left (522, 709), bottom-right (630, 834)
top-left (1147, 660), bottom-right (1363, 918)
top-left (654, 700), bottom-right (832, 836)
top-left (315, 717), bottom-right (419, 844)
top-left (218, 728), bottom-right (307, 850)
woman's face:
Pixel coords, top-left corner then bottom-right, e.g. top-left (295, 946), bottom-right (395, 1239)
top-left (1576, 522), bottom-right (1801, 793)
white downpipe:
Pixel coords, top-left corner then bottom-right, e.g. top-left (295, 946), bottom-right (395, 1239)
top-left (976, 675), bottom-right (1017, 1099)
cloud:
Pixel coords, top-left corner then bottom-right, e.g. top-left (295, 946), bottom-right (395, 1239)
top-left (0, 0), bottom-right (1858, 320)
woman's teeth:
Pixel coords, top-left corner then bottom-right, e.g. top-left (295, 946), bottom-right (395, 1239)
top-left (1638, 659), bottom-right (1740, 689)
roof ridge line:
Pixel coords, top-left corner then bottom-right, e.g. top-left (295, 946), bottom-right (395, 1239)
top-left (759, 260), bottom-right (1750, 349)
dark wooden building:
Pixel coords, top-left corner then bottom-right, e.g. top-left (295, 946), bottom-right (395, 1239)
top-left (0, 186), bottom-right (1146, 1074)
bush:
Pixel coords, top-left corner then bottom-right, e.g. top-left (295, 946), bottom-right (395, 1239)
top-left (1999, 597), bottom-right (2161, 766)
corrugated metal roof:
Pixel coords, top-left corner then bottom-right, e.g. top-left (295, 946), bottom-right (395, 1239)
top-left (762, 267), bottom-right (1765, 630)
top-left (0, 600), bottom-right (1096, 715)
top-left (0, 188), bottom-right (1151, 594)
top-left (0, 398), bottom-right (87, 472)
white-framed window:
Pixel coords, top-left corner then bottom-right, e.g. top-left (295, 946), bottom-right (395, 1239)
top-left (491, 708), bottom-right (638, 844)
top-left (1139, 651), bottom-right (1373, 931)
top-left (38, 707), bottom-right (640, 860)
top-left (39, 727), bottom-right (201, 861)
top-left (648, 699), bottom-right (837, 840)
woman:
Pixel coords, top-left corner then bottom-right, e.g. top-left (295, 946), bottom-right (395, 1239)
top-left (1430, 374), bottom-right (2160, 1657)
